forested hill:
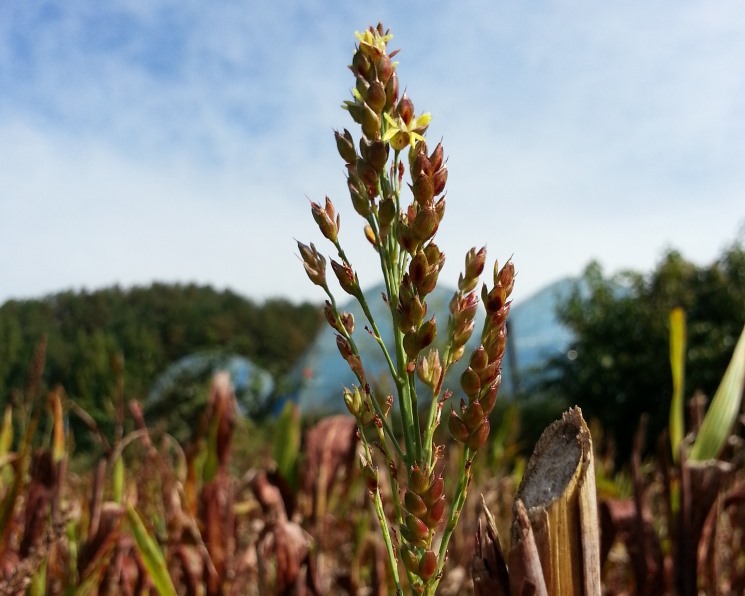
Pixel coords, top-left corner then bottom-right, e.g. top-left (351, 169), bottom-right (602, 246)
top-left (0, 284), bottom-right (323, 434)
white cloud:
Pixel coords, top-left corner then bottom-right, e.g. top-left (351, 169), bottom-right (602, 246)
top-left (1, 2), bottom-right (744, 306)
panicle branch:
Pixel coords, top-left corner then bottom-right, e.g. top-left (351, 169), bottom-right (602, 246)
top-left (298, 23), bottom-right (514, 594)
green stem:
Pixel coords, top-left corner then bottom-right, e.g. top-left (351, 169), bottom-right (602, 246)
top-left (407, 372), bottom-right (422, 461)
top-left (376, 150), bottom-right (422, 466)
top-left (433, 447), bottom-right (473, 587)
top-left (360, 432), bottom-right (403, 595)
top-left (422, 344), bottom-right (452, 466)
top-left (370, 395), bottom-right (405, 462)
top-left (372, 490), bottom-right (403, 596)
top-left (394, 329), bottom-right (418, 465)
top-left (324, 287), bottom-right (402, 458)
top-left (422, 393), bottom-right (439, 467)
top-left (356, 282), bottom-right (399, 380)
top-left (375, 424), bottom-right (405, 526)
top-left (333, 239), bottom-right (401, 395)
top-left (338, 220), bottom-right (417, 463)
top-left (387, 150), bottom-right (406, 288)
top-left (366, 204), bottom-right (397, 302)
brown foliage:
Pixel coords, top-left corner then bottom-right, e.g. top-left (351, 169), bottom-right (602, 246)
top-left (301, 415), bottom-right (358, 522)
top-left (252, 470), bottom-right (320, 595)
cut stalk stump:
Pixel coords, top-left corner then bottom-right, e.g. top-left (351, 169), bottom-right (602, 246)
top-left (474, 407), bottom-right (601, 596)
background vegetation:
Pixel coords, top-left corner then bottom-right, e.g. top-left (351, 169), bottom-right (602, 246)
top-left (1, 240), bottom-right (743, 462)
top-left (0, 284), bottom-right (322, 445)
top-left (0, 240), bottom-right (743, 593)
top-left (542, 240), bottom-right (745, 461)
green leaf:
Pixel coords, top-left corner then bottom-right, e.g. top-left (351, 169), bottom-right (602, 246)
top-left (0, 398), bottom-right (40, 547)
top-left (689, 324), bottom-right (745, 461)
top-left (126, 504), bottom-right (177, 596)
top-left (50, 389), bottom-right (66, 464)
top-left (669, 308), bottom-right (686, 462)
top-left (0, 405), bottom-right (12, 456)
top-left (0, 406), bottom-right (13, 491)
top-left (112, 456), bottom-right (124, 504)
top-left (273, 401), bottom-right (300, 490)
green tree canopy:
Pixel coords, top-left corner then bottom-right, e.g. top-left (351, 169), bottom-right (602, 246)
top-left (546, 241), bottom-right (745, 461)
top-left (0, 284), bottom-right (323, 445)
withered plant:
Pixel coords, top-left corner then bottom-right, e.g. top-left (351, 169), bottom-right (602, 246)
top-left (299, 23), bottom-right (514, 595)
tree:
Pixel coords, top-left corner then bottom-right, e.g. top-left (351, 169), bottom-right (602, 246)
top-left (546, 241), bottom-right (745, 461)
top-left (0, 284), bottom-right (323, 448)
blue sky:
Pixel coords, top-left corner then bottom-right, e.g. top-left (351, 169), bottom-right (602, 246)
top-left (2, 1), bottom-right (744, 306)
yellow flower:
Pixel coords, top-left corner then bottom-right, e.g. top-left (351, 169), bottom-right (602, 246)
top-left (382, 111), bottom-right (432, 151)
top-left (355, 28), bottom-right (393, 59)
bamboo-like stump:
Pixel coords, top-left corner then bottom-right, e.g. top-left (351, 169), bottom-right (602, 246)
top-left (508, 406), bottom-right (601, 595)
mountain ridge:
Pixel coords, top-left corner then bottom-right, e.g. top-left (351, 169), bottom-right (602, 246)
top-left (291, 277), bottom-right (576, 413)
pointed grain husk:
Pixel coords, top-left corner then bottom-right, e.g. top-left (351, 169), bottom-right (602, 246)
top-left (301, 415), bottom-right (358, 523)
top-left (509, 406), bottom-right (600, 595)
top-left (473, 495), bottom-right (510, 596)
top-left (252, 471), bottom-right (321, 595)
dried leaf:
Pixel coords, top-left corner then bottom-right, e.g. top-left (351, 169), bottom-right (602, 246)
top-left (203, 372), bottom-right (236, 483)
top-left (200, 473), bottom-right (235, 595)
top-left (20, 450), bottom-right (58, 557)
top-left (472, 495), bottom-right (510, 596)
top-left (77, 503), bottom-right (125, 595)
top-left (302, 415), bottom-right (358, 520)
